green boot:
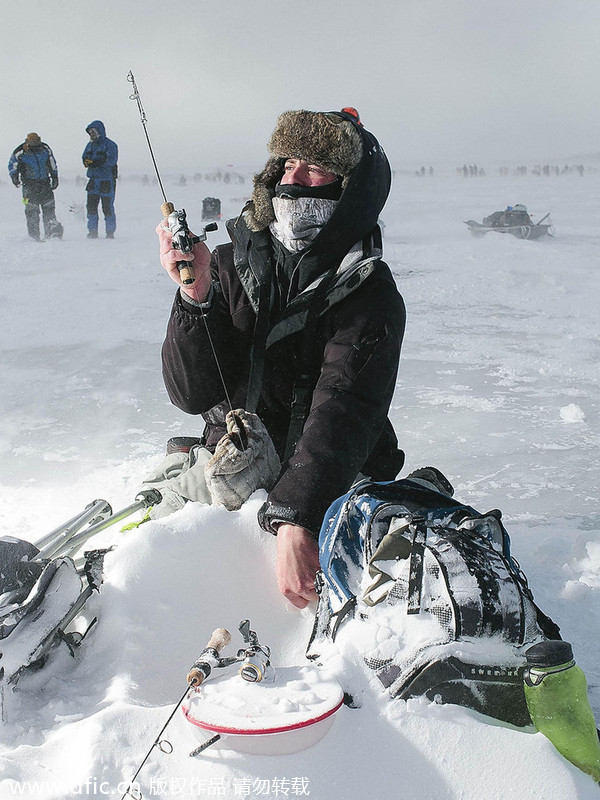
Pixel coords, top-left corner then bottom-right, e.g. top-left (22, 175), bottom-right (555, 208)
top-left (524, 641), bottom-right (600, 783)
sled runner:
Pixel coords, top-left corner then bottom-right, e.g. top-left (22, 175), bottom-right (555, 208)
top-left (0, 490), bottom-right (161, 714)
top-left (465, 219), bottom-right (553, 239)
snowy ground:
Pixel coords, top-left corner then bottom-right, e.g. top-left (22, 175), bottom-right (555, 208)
top-left (0, 167), bottom-right (599, 799)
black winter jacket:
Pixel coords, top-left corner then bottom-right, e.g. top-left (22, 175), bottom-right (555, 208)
top-left (162, 219), bottom-right (406, 535)
top-left (162, 110), bottom-right (405, 535)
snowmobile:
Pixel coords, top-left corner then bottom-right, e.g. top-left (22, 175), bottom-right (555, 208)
top-left (465, 204), bottom-right (554, 239)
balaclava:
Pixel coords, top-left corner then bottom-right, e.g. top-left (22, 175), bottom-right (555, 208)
top-left (270, 181), bottom-right (343, 252)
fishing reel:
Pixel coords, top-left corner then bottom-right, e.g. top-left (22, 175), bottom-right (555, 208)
top-left (164, 206), bottom-right (218, 254)
top-left (161, 202), bottom-right (218, 285)
top-left (237, 619), bottom-right (272, 683)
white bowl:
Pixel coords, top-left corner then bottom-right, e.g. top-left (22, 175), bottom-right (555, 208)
top-left (182, 664), bottom-right (344, 756)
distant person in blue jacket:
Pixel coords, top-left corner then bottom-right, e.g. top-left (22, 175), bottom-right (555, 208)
top-left (82, 120), bottom-right (118, 239)
top-left (8, 133), bottom-right (63, 241)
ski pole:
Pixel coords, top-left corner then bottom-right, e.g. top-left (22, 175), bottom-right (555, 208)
top-left (126, 70), bottom-right (217, 286)
top-left (37, 489), bottom-right (162, 561)
top-left (120, 628), bottom-right (232, 800)
top-left (33, 499), bottom-right (112, 553)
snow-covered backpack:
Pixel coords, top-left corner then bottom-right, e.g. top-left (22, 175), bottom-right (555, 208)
top-left (308, 470), bottom-right (561, 727)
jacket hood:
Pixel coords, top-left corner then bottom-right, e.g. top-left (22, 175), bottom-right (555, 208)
top-left (86, 120), bottom-right (106, 139)
top-left (25, 133), bottom-right (42, 149)
top-left (245, 110), bottom-right (391, 270)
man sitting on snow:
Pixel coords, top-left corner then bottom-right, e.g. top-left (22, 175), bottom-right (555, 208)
top-left (155, 108), bottom-right (406, 608)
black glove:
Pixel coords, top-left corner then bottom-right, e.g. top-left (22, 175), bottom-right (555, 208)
top-left (50, 176), bottom-right (59, 190)
top-left (11, 174), bottom-right (20, 187)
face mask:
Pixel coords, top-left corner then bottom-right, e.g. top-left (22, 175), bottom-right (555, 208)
top-left (270, 196), bottom-right (338, 252)
top-left (274, 178), bottom-right (343, 201)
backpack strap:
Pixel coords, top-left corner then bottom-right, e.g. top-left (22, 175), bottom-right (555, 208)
top-left (283, 267), bottom-right (337, 461)
top-left (306, 572), bottom-right (356, 660)
top-left (245, 235), bottom-right (274, 413)
top-left (407, 519), bottom-right (427, 614)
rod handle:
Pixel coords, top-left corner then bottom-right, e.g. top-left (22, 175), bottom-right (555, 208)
top-left (161, 202), bottom-right (195, 285)
top-left (177, 262), bottom-right (195, 286)
top-left (206, 627), bottom-right (232, 652)
top-left (186, 628), bottom-right (232, 686)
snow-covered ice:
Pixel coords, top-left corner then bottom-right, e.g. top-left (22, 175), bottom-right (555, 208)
top-left (0, 166), bottom-right (599, 799)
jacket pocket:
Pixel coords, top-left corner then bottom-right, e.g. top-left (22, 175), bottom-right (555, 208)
top-left (344, 328), bottom-right (388, 380)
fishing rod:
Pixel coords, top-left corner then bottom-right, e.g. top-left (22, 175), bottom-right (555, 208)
top-left (120, 628), bottom-right (234, 800)
top-left (126, 71), bottom-right (217, 286)
top-left (126, 70), bottom-right (239, 424)
top-left (119, 621), bottom-right (275, 797)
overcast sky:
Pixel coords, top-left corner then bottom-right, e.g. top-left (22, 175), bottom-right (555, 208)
top-left (2, 0), bottom-right (599, 175)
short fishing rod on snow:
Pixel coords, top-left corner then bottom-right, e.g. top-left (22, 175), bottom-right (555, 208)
top-left (126, 70), bottom-right (218, 286)
top-left (120, 627), bottom-right (234, 800)
top-left (119, 621), bottom-right (274, 796)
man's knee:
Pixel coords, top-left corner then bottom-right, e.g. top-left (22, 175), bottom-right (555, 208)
top-left (87, 194), bottom-right (100, 214)
top-left (100, 195), bottom-right (115, 216)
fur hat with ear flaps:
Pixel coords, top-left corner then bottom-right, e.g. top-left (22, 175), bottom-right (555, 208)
top-left (245, 109), bottom-right (392, 272)
top-left (247, 110), bottom-right (364, 232)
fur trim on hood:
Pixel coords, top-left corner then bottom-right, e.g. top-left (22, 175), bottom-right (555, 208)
top-left (247, 110), bottom-right (363, 232)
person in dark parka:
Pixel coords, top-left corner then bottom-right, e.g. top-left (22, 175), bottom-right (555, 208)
top-left (157, 108), bottom-right (406, 608)
top-left (8, 133), bottom-right (63, 241)
top-left (82, 120), bottom-right (118, 238)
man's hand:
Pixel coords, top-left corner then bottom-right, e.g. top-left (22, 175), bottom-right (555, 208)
top-left (11, 174), bottom-right (20, 187)
top-left (156, 221), bottom-right (212, 303)
top-left (276, 524), bottom-right (320, 609)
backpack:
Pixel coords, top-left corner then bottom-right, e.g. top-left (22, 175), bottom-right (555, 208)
top-left (308, 474), bottom-right (561, 727)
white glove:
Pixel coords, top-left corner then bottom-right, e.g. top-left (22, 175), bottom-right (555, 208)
top-left (205, 409), bottom-right (281, 511)
top-left (141, 448), bottom-right (213, 519)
